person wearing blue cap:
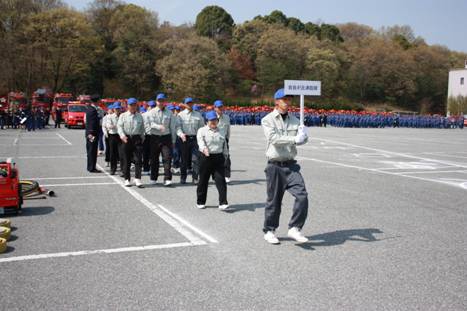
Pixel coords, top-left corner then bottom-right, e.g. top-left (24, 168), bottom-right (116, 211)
top-left (117, 98), bottom-right (145, 187)
top-left (177, 97), bottom-right (205, 184)
top-left (142, 100), bottom-right (156, 175)
top-left (261, 88), bottom-right (310, 245)
top-left (105, 102), bottom-right (123, 175)
top-left (196, 110), bottom-right (229, 210)
top-left (147, 93), bottom-right (179, 186)
top-left (213, 100), bottom-right (232, 183)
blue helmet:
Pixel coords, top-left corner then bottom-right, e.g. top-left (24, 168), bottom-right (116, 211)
top-left (156, 93), bottom-right (167, 101)
top-left (127, 98), bottom-right (138, 105)
top-left (206, 110), bottom-right (218, 121)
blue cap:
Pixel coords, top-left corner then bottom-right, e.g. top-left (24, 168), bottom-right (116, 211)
top-left (213, 100), bottom-right (223, 108)
top-left (206, 110), bottom-right (218, 121)
top-left (127, 98), bottom-right (138, 105)
top-left (113, 102), bottom-right (122, 109)
top-left (108, 104), bottom-right (114, 110)
top-left (174, 105), bottom-right (181, 111)
top-left (184, 97), bottom-right (193, 105)
top-left (140, 107), bottom-right (147, 113)
top-left (193, 104), bottom-right (201, 111)
top-left (274, 88), bottom-right (288, 100)
top-left (147, 100), bottom-right (156, 107)
top-left (167, 104), bottom-right (175, 110)
top-left (156, 93), bottom-right (167, 101)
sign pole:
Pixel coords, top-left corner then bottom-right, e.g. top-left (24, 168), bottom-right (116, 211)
top-left (300, 94), bottom-right (304, 126)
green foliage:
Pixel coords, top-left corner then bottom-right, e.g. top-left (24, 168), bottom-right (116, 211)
top-left (195, 5), bottom-right (234, 49)
top-left (447, 96), bottom-right (467, 115)
top-left (156, 34), bottom-right (229, 101)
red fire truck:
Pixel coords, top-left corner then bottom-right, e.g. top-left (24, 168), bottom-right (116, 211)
top-left (7, 92), bottom-right (28, 111)
top-left (32, 88), bottom-right (54, 124)
top-left (52, 93), bottom-right (73, 121)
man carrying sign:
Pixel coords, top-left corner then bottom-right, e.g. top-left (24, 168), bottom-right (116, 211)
top-left (260, 88), bottom-right (310, 245)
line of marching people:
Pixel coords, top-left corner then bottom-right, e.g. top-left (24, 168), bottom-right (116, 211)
top-left (99, 94), bottom-right (231, 210)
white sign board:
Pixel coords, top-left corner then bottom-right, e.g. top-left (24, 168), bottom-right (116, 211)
top-left (284, 80), bottom-right (321, 96)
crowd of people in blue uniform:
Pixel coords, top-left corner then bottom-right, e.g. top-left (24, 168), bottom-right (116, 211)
top-left (0, 108), bottom-right (50, 131)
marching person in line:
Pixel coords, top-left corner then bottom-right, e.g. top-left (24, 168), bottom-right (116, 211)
top-left (102, 108), bottom-right (111, 167)
top-left (117, 98), bottom-right (145, 188)
top-left (177, 97), bottom-right (205, 184)
top-left (213, 100), bottom-right (232, 183)
top-left (84, 95), bottom-right (101, 173)
top-left (142, 100), bottom-right (155, 176)
top-left (261, 88), bottom-right (310, 245)
top-left (171, 105), bottom-right (182, 174)
top-left (196, 110), bottom-right (229, 210)
top-left (105, 102), bottom-right (123, 175)
top-left (147, 93), bottom-right (179, 186)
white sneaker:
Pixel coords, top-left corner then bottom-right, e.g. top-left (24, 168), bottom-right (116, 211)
top-left (287, 227), bottom-right (309, 243)
top-left (218, 204), bottom-right (229, 211)
top-left (196, 204), bottom-right (206, 209)
top-left (225, 177), bottom-right (231, 184)
top-left (124, 179), bottom-right (131, 187)
top-left (264, 231), bottom-right (280, 244)
top-left (149, 180), bottom-right (158, 185)
top-left (164, 180), bottom-right (172, 187)
top-left (135, 179), bottom-right (144, 188)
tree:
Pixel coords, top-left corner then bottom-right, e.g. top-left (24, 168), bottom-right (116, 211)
top-left (23, 7), bottom-right (101, 93)
top-left (195, 5), bottom-right (234, 49)
top-left (256, 26), bottom-right (312, 92)
top-left (320, 24), bottom-right (343, 42)
top-left (304, 48), bottom-right (341, 97)
top-left (109, 4), bottom-right (159, 98)
top-left (304, 22), bottom-right (320, 38)
top-left (338, 23), bottom-right (373, 42)
top-left (156, 35), bottom-right (230, 100)
top-left (287, 17), bottom-right (304, 33)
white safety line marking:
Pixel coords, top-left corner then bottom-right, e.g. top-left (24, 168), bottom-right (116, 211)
top-left (313, 138), bottom-right (467, 169)
top-left (13, 137), bottom-right (18, 145)
top-left (26, 176), bottom-right (109, 180)
top-left (56, 133), bottom-right (72, 145)
top-left (96, 164), bottom-right (217, 244)
top-left (12, 144), bottom-right (71, 146)
top-left (298, 156), bottom-right (467, 190)
top-left (16, 155), bottom-right (85, 159)
top-left (422, 153), bottom-right (467, 159)
top-left (42, 182), bottom-right (118, 187)
top-left (393, 170), bottom-right (467, 175)
top-left (0, 242), bottom-right (205, 264)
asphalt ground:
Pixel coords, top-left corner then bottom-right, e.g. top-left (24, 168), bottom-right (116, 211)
top-left (0, 125), bottom-right (466, 310)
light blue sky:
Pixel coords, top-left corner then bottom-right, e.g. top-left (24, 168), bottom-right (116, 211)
top-left (65, 0), bottom-right (467, 53)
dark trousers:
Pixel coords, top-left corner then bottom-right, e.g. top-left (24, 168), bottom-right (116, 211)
top-left (104, 136), bottom-right (110, 162)
top-left (263, 161), bottom-right (308, 233)
top-left (121, 135), bottom-right (143, 180)
top-left (224, 139), bottom-right (231, 178)
top-left (150, 134), bottom-right (172, 181)
top-left (108, 134), bottom-right (121, 173)
top-left (86, 137), bottom-right (98, 172)
top-left (180, 135), bottom-right (199, 180)
top-left (55, 119), bottom-right (61, 128)
top-left (172, 137), bottom-right (182, 168)
top-left (98, 128), bottom-right (104, 152)
top-left (142, 134), bottom-right (151, 172)
top-left (197, 153), bottom-right (227, 205)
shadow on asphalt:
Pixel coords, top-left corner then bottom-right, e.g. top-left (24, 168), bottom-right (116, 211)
top-left (292, 228), bottom-right (384, 250)
top-left (19, 206), bottom-right (55, 217)
top-left (226, 202), bottom-right (265, 213)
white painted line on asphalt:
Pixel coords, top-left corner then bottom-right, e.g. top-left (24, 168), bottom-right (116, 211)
top-left (0, 242), bottom-right (205, 264)
top-left (298, 156), bottom-right (467, 190)
top-left (393, 170), bottom-right (467, 175)
top-left (42, 182), bottom-right (118, 187)
top-left (313, 138), bottom-right (467, 169)
top-left (13, 144), bottom-right (71, 146)
top-left (16, 155), bottom-right (85, 159)
top-left (13, 137), bottom-right (18, 145)
top-left (97, 164), bottom-right (217, 244)
top-left (56, 133), bottom-right (72, 145)
top-left (422, 153), bottom-right (467, 159)
top-left (26, 176), bottom-right (109, 180)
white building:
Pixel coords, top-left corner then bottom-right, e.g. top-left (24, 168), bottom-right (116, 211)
top-left (447, 61), bottom-right (467, 116)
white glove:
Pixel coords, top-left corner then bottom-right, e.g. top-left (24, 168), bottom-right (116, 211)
top-left (295, 133), bottom-right (306, 145)
top-left (298, 125), bottom-right (308, 137)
